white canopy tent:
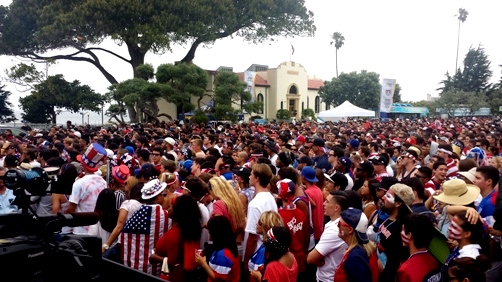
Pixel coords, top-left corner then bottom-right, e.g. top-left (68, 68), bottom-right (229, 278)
top-left (318, 100), bottom-right (375, 121)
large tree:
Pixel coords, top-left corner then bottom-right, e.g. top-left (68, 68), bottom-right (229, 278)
top-left (19, 74), bottom-right (104, 124)
top-left (0, 84), bottom-right (16, 122)
top-left (212, 72), bottom-right (261, 122)
top-left (0, 0), bottom-right (315, 122)
top-left (330, 32), bottom-right (345, 78)
top-left (319, 70), bottom-right (381, 110)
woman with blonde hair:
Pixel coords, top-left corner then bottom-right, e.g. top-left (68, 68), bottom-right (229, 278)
top-left (249, 211), bottom-right (284, 281)
top-left (334, 208), bottom-right (379, 282)
top-left (209, 177), bottom-right (246, 241)
top-left (159, 172), bottom-right (179, 212)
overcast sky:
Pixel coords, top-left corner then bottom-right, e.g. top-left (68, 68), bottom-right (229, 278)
top-left (1, 0), bottom-right (501, 123)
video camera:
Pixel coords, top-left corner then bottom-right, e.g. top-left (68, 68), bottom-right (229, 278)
top-left (0, 166), bottom-right (165, 281)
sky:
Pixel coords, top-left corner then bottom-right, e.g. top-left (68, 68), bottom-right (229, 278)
top-left (0, 0), bottom-right (501, 124)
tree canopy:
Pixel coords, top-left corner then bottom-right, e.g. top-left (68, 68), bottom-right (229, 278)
top-left (319, 70), bottom-right (381, 110)
top-left (0, 0), bottom-right (315, 122)
top-left (0, 84), bottom-right (16, 122)
top-left (19, 74), bottom-right (104, 124)
top-left (212, 72), bottom-right (260, 122)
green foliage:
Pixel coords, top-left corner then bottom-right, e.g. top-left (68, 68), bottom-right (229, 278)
top-left (213, 72), bottom-right (261, 121)
top-left (191, 110), bottom-right (209, 125)
top-left (394, 84), bottom-right (402, 102)
top-left (0, 0), bottom-right (315, 123)
top-left (319, 70), bottom-right (380, 110)
top-left (136, 64), bottom-right (155, 81)
top-left (0, 84), bottom-right (16, 122)
top-left (408, 100), bottom-right (437, 115)
top-left (276, 109), bottom-right (290, 120)
top-left (435, 90), bottom-right (488, 117)
top-left (302, 108), bottom-right (316, 120)
top-left (156, 63), bottom-right (208, 113)
top-left (19, 74), bottom-right (104, 124)
top-left (439, 45), bottom-right (492, 94)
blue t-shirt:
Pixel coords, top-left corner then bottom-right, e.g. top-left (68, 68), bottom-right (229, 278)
top-left (313, 154), bottom-right (332, 173)
top-left (478, 190), bottom-right (496, 218)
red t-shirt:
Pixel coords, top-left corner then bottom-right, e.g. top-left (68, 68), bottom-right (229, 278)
top-left (305, 185), bottom-right (324, 240)
top-left (263, 257), bottom-right (298, 282)
top-left (278, 208), bottom-right (308, 272)
top-left (212, 200), bottom-right (236, 232)
top-left (155, 224), bottom-right (200, 271)
top-left (396, 251), bottom-right (441, 282)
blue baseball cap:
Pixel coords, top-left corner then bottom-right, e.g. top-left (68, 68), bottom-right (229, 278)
top-left (301, 166), bottom-right (318, 183)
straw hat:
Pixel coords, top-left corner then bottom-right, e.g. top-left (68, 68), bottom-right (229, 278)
top-left (433, 179), bottom-right (480, 206)
top-left (141, 178), bottom-right (167, 200)
top-left (458, 167), bottom-right (477, 184)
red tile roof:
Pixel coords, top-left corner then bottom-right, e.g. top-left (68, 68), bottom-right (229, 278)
top-left (236, 73), bottom-right (270, 87)
top-left (308, 79), bottom-right (324, 90)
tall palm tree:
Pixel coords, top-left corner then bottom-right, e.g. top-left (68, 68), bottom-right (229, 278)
top-left (330, 32), bottom-right (345, 77)
top-left (455, 8), bottom-right (468, 71)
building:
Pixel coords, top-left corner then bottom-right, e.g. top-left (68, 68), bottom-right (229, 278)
top-left (156, 61), bottom-right (326, 121)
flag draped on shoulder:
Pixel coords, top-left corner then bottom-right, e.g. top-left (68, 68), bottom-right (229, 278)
top-left (121, 204), bottom-right (169, 276)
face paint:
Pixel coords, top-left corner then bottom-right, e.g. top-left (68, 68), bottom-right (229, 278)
top-left (448, 217), bottom-right (463, 241)
top-left (383, 192), bottom-right (395, 204)
top-left (401, 225), bottom-right (411, 247)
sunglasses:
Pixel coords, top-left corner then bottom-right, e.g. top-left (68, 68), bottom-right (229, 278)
top-left (337, 220), bottom-right (351, 229)
top-left (152, 153), bottom-right (161, 156)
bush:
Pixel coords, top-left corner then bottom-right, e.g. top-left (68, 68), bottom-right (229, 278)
top-left (276, 109), bottom-right (290, 120)
top-left (191, 110), bottom-right (209, 125)
top-left (302, 108), bottom-right (316, 120)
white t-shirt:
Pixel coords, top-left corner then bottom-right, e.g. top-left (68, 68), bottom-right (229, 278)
top-left (88, 221), bottom-right (112, 245)
top-left (120, 199), bottom-right (143, 221)
top-left (386, 165), bottom-right (394, 177)
top-left (315, 218), bottom-right (347, 282)
top-left (69, 174), bottom-right (107, 234)
top-left (243, 191), bottom-right (278, 261)
top-left (199, 202), bottom-right (210, 249)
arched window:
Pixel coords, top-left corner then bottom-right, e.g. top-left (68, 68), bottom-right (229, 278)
top-left (289, 85), bottom-right (297, 94)
top-left (257, 93), bottom-right (264, 114)
top-left (315, 96), bottom-right (320, 113)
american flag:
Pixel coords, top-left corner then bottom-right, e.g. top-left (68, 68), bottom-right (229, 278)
top-left (121, 204), bottom-right (169, 276)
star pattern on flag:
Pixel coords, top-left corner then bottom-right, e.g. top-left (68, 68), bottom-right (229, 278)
top-left (123, 205), bottom-right (152, 235)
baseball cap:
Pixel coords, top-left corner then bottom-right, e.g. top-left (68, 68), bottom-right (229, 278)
top-left (341, 208), bottom-right (369, 244)
top-left (301, 166), bottom-right (318, 183)
top-left (371, 177), bottom-right (400, 191)
top-left (370, 155), bottom-right (388, 167)
top-left (339, 157), bottom-right (352, 168)
top-left (324, 172), bottom-right (348, 190)
top-left (390, 183), bottom-right (415, 211)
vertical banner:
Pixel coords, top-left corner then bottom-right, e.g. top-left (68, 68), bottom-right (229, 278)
top-left (380, 79), bottom-right (396, 113)
top-left (244, 71), bottom-right (256, 102)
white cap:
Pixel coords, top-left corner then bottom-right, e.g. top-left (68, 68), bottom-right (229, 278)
top-left (74, 131), bottom-right (81, 138)
top-left (164, 137), bottom-right (176, 146)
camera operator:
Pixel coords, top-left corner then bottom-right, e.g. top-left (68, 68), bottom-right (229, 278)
top-left (0, 167), bottom-right (18, 214)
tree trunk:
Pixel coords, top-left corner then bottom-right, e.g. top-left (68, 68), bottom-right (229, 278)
top-left (336, 49), bottom-right (339, 78)
top-left (180, 40), bottom-right (202, 63)
top-left (126, 43), bottom-right (148, 123)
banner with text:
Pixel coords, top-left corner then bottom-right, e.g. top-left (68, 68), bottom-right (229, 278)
top-left (244, 71), bottom-right (256, 102)
top-left (380, 79), bottom-right (396, 113)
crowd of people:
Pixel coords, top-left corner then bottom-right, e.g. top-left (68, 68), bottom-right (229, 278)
top-left (0, 116), bottom-right (502, 282)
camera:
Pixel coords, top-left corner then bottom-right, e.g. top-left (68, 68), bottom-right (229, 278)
top-left (0, 166), bottom-right (165, 281)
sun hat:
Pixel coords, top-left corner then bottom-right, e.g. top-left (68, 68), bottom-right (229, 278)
top-left (341, 208), bottom-right (369, 244)
top-left (301, 166), bottom-right (318, 183)
top-left (77, 143), bottom-right (107, 172)
top-left (433, 179), bottom-right (480, 206)
top-left (141, 178), bottom-right (168, 200)
top-left (112, 164), bottom-right (130, 184)
top-left (458, 167), bottom-right (477, 184)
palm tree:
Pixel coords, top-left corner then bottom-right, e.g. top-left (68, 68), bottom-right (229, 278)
top-left (330, 32), bottom-right (345, 77)
top-left (455, 8), bottom-right (468, 71)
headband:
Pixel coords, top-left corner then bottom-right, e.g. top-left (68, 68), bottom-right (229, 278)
top-left (438, 148), bottom-right (452, 155)
top-left (405, 152), bottom-right (416, 161)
